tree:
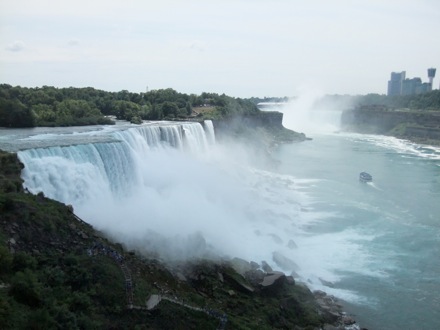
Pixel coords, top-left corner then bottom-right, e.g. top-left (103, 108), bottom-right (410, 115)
top-left (32, 104), bottom-right (57, 125)
top-left (112, 100), bottom-right (141, 121)
top-left (160, 101), bottom-right (179, 118)
top-left (0, 97), bottom-right (36, 127)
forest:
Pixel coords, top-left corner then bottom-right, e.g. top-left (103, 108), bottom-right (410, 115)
top-left (0, 84), bottom-right (259, 128)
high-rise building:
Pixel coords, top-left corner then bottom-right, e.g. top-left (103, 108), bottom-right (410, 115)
top-left (401, 77), bottom-right (421, 95)
top-left (428, 68), bottom-right (436, 91)
top-left (387, 71), bottom-right (406, 96)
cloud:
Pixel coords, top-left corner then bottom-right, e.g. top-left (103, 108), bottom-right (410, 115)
top-left (5, 40), bottom-right (25, 52)
top-left (67, 39), bottom-right (80, 46)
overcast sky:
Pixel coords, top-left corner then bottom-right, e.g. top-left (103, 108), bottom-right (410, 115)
top-left (1, 0), bottom-right (439, 98)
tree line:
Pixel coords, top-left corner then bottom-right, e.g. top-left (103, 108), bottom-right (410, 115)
top-left (353, 90), bottom-right (440, 110)
top-left (0, 84), bottom-right (260, 128)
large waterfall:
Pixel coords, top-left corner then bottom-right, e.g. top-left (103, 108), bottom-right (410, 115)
top-left (14, 119), bottom-right (304, 265)
top-left (17, 120), bottom-right (277, 262)
top-left (18, 121), bottom-right (215, 205)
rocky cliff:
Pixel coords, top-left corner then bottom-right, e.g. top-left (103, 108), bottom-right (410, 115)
top-left (341, 106), bottom-right (440, 145)
top-left (212, 111), bottom-right (307, 145)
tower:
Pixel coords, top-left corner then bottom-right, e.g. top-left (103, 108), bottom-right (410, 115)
top-left (427, 68), bottom-right (436, 91)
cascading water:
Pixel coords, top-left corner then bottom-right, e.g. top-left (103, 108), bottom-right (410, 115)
top-left (18, 121), bottom-right (212, 206)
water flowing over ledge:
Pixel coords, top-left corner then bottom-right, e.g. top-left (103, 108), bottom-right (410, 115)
top-left (17, 121), bottom-right (215, 203)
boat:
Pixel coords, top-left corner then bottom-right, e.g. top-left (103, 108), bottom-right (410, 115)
top-left (359, 172), bottom-right (372, 183)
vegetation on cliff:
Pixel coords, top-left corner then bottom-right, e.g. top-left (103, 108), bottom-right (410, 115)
top-left (0, 84), bottom-right (261, 127)
top-left (341, 105), bottom-right (440, 145)
top-left (354, 90), bottom-right (440, 111)
top-left (0, 150), bottom-right (350, 329)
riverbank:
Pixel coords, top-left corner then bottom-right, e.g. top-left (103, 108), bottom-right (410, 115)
top-left (340, 106), bottom-right (440, 146)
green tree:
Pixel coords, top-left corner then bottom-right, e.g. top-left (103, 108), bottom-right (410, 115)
top-left (0, 97), bottom-right (36, 127)
top-left (160, 101), bottom-right (179, 118)
top-left (112, 100), bottom-right (141, 121)
top-left (32, 104), bottom-right (57, 125)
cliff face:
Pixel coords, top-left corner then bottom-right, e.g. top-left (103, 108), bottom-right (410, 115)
top-left (213, 111), bottom-right (283, 131)
top-left (212, 111), bottom-right (306, 145)
top-left (341, 107), bottom-right (440, 144)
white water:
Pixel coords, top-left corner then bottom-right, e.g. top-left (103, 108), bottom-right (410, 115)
top-left (2, 112), bottom-right (440, 329)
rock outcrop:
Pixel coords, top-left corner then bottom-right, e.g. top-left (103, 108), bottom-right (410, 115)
top-left (341, 106), bottom-right (440, 145)
top-left (212, 111), bottom-right (308, 144)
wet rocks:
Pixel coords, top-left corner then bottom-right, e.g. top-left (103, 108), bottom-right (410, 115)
top-left (260, 272), bottom-right (286, 295)
top-left (272, 251), bottom-right (300, 271)
top-left (261, 260), bottom-right (273, 273)
top-left (315, 290), bottom-right (362, 330)
top-left (287, 239), bottom-right (298, 249)
top-left (230, 257), bottom-right (252, 276)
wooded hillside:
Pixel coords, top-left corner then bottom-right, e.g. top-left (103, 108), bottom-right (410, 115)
top-left (0, 85), bottom-right (259, 127)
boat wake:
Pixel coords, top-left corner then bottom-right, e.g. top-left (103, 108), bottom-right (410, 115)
top-left (366, 182), bottom-right (382, 191)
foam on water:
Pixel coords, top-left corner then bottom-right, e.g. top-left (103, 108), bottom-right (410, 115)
top-left (344, 132), bottom-right (440, 161)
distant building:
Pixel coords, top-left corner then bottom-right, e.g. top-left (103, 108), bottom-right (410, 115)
top-left (402, 78), bottom-right (422, 95)
top-left (428, 68), bottom-right (436, 90)
top-left (387, 71), bottom-right (405, 96)
top-left (387, 68), bottom-right (436, 96)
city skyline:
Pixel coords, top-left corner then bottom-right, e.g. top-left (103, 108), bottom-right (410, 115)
top-left (387, 68), bottom-right (436, 96)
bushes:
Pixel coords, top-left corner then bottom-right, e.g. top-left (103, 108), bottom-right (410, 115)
top-left (0, 245), bottom-right (12, 277)
top-left (9, 270), bottom-right (42, 307)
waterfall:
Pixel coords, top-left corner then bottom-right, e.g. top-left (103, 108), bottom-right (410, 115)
top-left (18, 121), bottom-right (215, 206)
top-left (16, 119), bottom-right (306, 264)
top-left (203, 120), bottom-right (216, 145)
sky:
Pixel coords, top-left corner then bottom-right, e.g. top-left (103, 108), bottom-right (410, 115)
top-left (1, 0), bottom-right (439, 98)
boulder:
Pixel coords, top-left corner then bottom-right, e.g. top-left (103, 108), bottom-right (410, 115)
top-left (260, 271), bottom-right (287, 295)
top-left (260, 271), bottom-right (286, 287)
top-left (176, 272), bottom-right (187, 282)
top-left (286, 275), bottom-right (295, 285)
top-left (230, 257), bottom-right (252, 276)
top-left (224, 274), bottom-right (255, 293)
top-left (319, 277), bottom-right (335, 288)
top-left (146, 294), bottom-right (162, 310)
top-left (244, 269), bottom-right (265, 286)
top-left (287, 239), bottom-right (298, 249)
top-left (261, 260), bottom-right (273, 273)
top-left (272, 251), bottom-right (300, 271)
top-left (250, 261), bottom-right (259, 270)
